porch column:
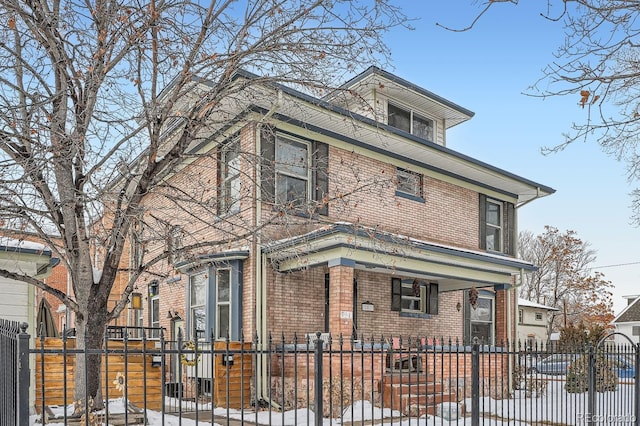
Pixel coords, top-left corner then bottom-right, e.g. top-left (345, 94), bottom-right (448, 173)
top-left (328, 259), bottom-right (355, 340)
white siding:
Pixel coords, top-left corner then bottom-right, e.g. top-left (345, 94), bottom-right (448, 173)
top-left (0, 276), bottom-right (34, 325)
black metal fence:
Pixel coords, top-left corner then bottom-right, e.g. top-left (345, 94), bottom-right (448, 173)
top-left (2, 323), bottom-right (640, 425)
top-left (0, 320), bottom-right (29, 426)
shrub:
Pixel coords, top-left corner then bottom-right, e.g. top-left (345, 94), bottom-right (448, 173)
top-left (565, 353), bottom-right (618, 393)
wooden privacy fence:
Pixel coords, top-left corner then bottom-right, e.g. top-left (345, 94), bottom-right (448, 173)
top-left (35, 337), bottom-right (163, 411)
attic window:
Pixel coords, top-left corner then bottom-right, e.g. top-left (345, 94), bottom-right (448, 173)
top-left (388, 103), bottom-right (434, 141)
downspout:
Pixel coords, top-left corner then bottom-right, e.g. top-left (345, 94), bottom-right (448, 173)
top-left (255, 89), bottom-right (282, 402)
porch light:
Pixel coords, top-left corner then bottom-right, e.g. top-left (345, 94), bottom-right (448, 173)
top-left (130, 292), bottom-right (143, 310)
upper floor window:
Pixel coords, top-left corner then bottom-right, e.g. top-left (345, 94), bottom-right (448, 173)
top-left (275, 136), bottom-right (310, 206)
top-left (535, 312), bottom-right (543, 321)
top-left (479, 194), bottom-right (515, 255)
top-left (388, 103), bottom-right (434, 141)
top-left (396, 167), bottom-right (423, 199)
top-left (218, 138), bottom-right (241, 215)
top-left (261, 127), bottom-right (329, 215)
top-left (484, 198), bottom-right (502, 252)
top-left (391, 278), bottom-right (438, 315)
top-left (518, 309), bottom-right (524, 324)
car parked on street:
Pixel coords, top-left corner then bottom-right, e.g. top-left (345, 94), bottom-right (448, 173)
top-left (607, 354), bottom-right (636, 379)
top-left (528, 354), bottom-right (577, 375)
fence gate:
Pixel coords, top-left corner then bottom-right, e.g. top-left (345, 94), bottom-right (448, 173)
top-left (589, 332), bottom-right (640, 426)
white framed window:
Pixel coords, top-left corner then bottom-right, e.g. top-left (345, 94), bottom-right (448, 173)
top-left (218, 138), bottom-right (241, 215)
top-left (391, 278), bottom-right (438, 315)
top-left (470, 296), bottom-right (494, 344)
top-left (148, 280), bottom-right (160, 338)
top-left (518, 309), bottom-right (524, 324)
top-left (535, 312), bottom-right (543, 321)
top-left (149, 296), bottom-right (160, 338)
top-left (275, 135), bottom-right (311, 206)
top-left (485, 198), bottom-right (503, 252)
top-left (388, 103), bottom-right (434, 141)
top-left (396, 167), bottom-right (423, 198)
top-left (189, 272), bottom-right (208, 340)
top-left (215, 269), bottom-right (231, 340)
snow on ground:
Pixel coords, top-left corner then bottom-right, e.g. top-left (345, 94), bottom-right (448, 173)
top-left (28, 378), bottom-right (637, 425)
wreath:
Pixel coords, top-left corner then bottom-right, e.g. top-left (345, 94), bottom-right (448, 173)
top-left (180, 341), bottom-right (201, 367)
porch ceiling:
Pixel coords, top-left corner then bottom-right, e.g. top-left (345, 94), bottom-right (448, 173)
top-left (264, 224), bottom-right (533, 291)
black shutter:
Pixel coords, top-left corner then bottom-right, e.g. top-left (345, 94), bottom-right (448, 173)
top-left (479, 194), bottom-right (487, 250)
top-left (506, 202), bottom-right (516, 256)
top-left (428, 283), bottom-right (439, 315)
top-left (261, 126), bottom-right (276, 203)
top-left (312, 141), bottom-right (329, 215)
top-left (391, 278), bottom-right (401, 311)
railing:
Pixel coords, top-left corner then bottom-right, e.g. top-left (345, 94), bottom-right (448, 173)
top-left (2, 324), bottom-right (640, 425)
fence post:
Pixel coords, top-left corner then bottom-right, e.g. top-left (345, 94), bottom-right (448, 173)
top-left (314, 332), bottom-right (324, 426)
top-left (471, 340), bottom-right (479, 426)
top-left (633, 343), bottom-right (640, 426)
top-left (587, 344), bottom-right (595, 426)
top-left (16, 322), bottom-right (30, 426)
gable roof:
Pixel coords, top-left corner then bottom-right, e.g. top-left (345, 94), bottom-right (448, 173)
top-left (613, 295), bottom-right (640, 323)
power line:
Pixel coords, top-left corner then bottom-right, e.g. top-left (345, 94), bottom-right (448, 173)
top-left (591, 261), bottom-right (640, 269)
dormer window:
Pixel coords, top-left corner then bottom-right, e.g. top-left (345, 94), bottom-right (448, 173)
top-left (388, 103), bottom-right (434, 141)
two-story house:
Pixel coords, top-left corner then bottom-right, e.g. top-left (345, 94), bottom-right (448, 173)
top-left (517, 298), bottom-right (559, 346)
top-left (128, 66), bottom-right (554, 353)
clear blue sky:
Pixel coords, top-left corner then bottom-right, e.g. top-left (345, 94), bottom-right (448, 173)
top-left (382, 1), bottom-right (640, 315)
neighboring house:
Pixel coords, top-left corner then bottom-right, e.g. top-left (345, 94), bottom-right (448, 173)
top-left (0, 237), bottom-right (56, 332)
top-left (612, 295), bottom-right (640, 346)
top-left (517, 298), bottom-right (559, 347)
top-left (123, 66), bottom-right (554, 353)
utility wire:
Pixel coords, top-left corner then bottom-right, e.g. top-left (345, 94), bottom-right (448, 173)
top-left (591, 261), bottom-right (640, 269)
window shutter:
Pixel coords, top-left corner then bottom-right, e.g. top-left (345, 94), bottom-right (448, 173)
top-left (391, 278), bottom-right (401, 311)
top-left (429, 283), bottom-right (439, 315)
top-left (261, 126), bottom-right (276, 203)
top-left (478, 194), bottom-right (487, 250)
top-left (312, 141), bottom-right (329, 215)
top-left (506, 202), bottom-right (516, 256)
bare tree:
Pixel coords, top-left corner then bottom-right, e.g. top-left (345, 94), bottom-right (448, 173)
top-left (0, 0), bottom-right (408, 410)
top-left (443, 1), bottom-right (640, 224)
top-left (518, 226), bottom-right (614, 333)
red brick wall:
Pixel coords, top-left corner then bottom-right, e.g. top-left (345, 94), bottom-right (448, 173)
top-left (266, 266), bottom-right (467, 341)
top-left (123, 120), bottom-right (516, 343)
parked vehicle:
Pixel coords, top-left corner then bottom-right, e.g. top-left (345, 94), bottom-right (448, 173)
top-left (607, 355), bottom-right (636, 379)
top-left (528, 354), bottom-right (577, 375)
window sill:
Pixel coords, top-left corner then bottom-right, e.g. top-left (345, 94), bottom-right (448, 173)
top-left (399, 311), bottom-right (433, 319)
top-left (395, 191), bottom-right (425, 203)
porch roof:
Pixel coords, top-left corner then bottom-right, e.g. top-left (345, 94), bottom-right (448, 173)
top-left (263, 223), bottom-right (534, 291)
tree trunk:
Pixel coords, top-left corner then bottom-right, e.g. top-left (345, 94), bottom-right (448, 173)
top-left (73, 303), bottom-right (109, 412)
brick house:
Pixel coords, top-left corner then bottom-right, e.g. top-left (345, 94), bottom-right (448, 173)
top-left (128, 66), bottom-right (554, 351)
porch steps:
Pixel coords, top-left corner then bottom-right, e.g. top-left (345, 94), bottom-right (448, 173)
top-left (379, 372), bottom-right (458, 417)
